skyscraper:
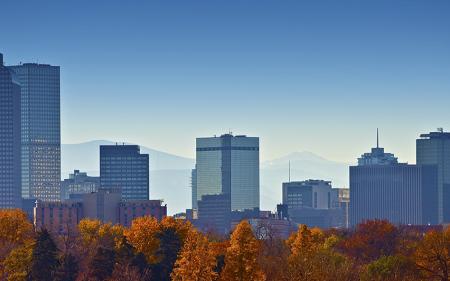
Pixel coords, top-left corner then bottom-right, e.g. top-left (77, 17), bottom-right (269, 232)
top-left (195, 134), bottom-right (259, 211)
top-left (0, 53), bottom-right (22, 208)
top-left (350, 133), bottom-right (438, 226)
top-left (100, 144), bottom-right (149, 200)
top-left (417, 129), bottom-right (450, 223)
top-left (8, 62), bottom-right (61, 201)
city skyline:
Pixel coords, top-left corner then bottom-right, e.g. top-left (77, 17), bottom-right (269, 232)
top-left (1, 0), bottom-right (449, 164)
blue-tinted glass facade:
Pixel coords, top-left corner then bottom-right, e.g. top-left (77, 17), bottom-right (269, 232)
top-left (8, 63), bottom-right (61, 201)
top-left (0, 54), bottom-right (21, 208)
top-left (100, 145), bottom-right (149, 200)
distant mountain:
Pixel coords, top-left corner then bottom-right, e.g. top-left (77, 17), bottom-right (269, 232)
top-left (61, 140), bottom-right (195, 215)
top-left (260, 151), bottom-right (349, 211)
top-left (61, 141), bottom-right (349, 214)
top-left (61, 140), bottom-right (195, 175)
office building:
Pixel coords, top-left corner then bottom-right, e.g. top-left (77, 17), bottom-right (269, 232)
top-left (350, 135), bottom-right (438, 226)
top-left (8, 62), bottom-right (60, 201)
top-left (82, 188), bottom-right (122, 223)
top-left (118, 200), bottom-right (167, 227)
top-left (282, 180), bottom-right (337, 210)
top-left (417, 129), bottom-right (450, 223)
top-left (0, 53), bottom-right (22, 209)
top-left (195, 134), bottom-right (259, 211)
top-left (61, 170), bottom-right (99, 200)
top-left (191, 166), bottom-right (197, 209)
top-left (100, 144), bottom-right (149, 200)
top-left (197, 194), bottom-right (231, 234)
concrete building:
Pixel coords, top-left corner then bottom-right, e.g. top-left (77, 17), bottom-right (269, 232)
top-left (8, 62), bottom-right (60, 201)
top-left (195, 134), bottom-right (259, 211)
top-left (82, 188), bottom-right (122, 223)
top-left (417, 129), bottom-right (450, 223)
top-left (61, 170), bottom-right (99, 200)
top-left (34, 200), bottom-right (83, 234)
top-left (350, 134), bottom-right (438, 226)
top-left (0, 53), bottom-right (22, 209)
top-left (118, 200), bottom-right (167, 227)
top-left (100, 144), bottom-right (149, 200)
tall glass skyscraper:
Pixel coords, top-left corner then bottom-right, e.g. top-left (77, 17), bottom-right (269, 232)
top-left (8, 63), bottom-right (61, 201)
top-left (100, 144), bottom-right (149, 200)
top-left (0, 54), bottom-right (22, 208)
top-left (417, 130), bottom-right (450, 223)
top-left (195, 134), bottom-right (259, 211)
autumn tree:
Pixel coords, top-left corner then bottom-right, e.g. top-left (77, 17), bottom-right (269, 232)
top-left (287, 225), bottom-right (357, 281)
top-left (414, 228), bottom-right (450, 281)
top-left (171, 230), bottom-right (218, 281)
top-left (2, 243), bottom-right (33, 281)
top-left (220, 220), bottom-right (265, 281)
top-left (363, 255), bottom-right (419, 281)
top-left (29, 229), bottom-right (60, 281)
top-left (124, 216), bottom-right (161, 264)
top-left (339, 220), bottom-right (398, 263)
top-left (0, 209), bottom-right (34, 277)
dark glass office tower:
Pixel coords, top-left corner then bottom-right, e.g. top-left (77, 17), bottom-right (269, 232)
top-left (100, 145), bottom-right (149, 200)
top-left (0, 53), bottom-right (22, 208)
top-left (350, 134), bottom-right (438, 226)
top-left (8, 63), bottom-right (60, 201)
top-left (417, 130), bottom-right (450, 223)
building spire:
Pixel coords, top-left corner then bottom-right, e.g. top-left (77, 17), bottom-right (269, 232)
top-left (377, 128), bottom-right (379, 148)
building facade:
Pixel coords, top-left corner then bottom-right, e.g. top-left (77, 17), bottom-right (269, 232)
top-left (8, 62), bottom-right (60, 201)
top-left (282, 180), bottom-right (337, 210)
top-left (0, 54), bottom-right (22, 209)
top-left (100, 144), bottom-right (149, 201)
top-left (82, 188), bottom-right (122, 223)
top-left (417, 130), bottom-right (450, 223)
top-left (350, 140), bottom-right (438, 226)
top-left (61, 170), bottom-right (99, 200)
top-left (195, 134), bottom-right (259, 211)
top-left (118, 200), bottom-right (167, 227)
top-left (34, 200), bottom-right (83, 234)
top-left (197, 194), bottom-right (232, 234)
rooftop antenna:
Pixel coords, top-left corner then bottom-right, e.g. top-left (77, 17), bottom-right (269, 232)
top-left (289, 161), bottom-right (291, 182)
top-left (376, 128), bottom-right (379, 148)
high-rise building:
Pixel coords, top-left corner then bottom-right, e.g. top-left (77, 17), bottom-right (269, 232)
top-left (417, 129), bottom-right (450, 223)
top-left (100, 144), bottom-right (149, 200)
top-left (191, 166), bottom-right (197, 209)
top-left (8, 62), bottom-right (60, 201)
top-left (0, 53), bottom-right (22, 209)
top-left (350, 134), bottom-right (438, 226)
top-left (61, 170), bottom-right (99, 200)
top-left (195, 134), bottom-right (259, 211)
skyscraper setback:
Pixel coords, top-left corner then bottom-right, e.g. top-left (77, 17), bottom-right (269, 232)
top-left (195, 134), bottom-right (259, 211)
top-left (0, 54), bottom-right (22, 208)
top-left (417, 130), bottom-right (450, 223)
top-left (8, 62), bottom-right (61, 201)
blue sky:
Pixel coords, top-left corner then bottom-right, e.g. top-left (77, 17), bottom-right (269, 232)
top-left (1, 0), bottom-right (449, 163)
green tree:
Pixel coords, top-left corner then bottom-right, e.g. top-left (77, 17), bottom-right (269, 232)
top-left (30, 229), bottom-right (60, 281)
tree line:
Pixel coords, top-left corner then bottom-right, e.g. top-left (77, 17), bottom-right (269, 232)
top-left (0, 209), bottom-right (449, 281)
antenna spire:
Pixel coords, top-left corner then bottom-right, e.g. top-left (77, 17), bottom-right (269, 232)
top-left (376, 128), bottom-right (379, 148)
top-left (289, 161), bottom-right (291, 182)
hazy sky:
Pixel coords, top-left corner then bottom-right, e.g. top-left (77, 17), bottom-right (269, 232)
top-left (1, 0), bottom-right (449, 163)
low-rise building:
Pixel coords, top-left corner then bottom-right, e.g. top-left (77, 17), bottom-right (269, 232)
top-left (119, 200), bottom-right (167, 227)
top-left (34, 200), bottom-right (83, 234)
